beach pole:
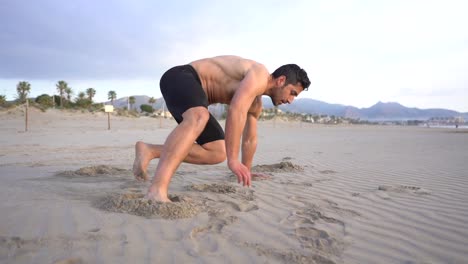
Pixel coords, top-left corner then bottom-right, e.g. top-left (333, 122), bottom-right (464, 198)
top-left (25, 99), bottom-right (29, 132)
top-left (104, 105), bottom-right (114, 130)
top-left (160, 103), bottom-right (165, 128)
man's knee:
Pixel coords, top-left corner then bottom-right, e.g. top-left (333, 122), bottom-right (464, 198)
top-left (182, 107), bottom-right (209, 129)
top-left (212, 148), bottom-right (226, 164)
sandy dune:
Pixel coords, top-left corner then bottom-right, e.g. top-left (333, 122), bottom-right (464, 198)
top-left (1, 108), bottom-right (467, 263)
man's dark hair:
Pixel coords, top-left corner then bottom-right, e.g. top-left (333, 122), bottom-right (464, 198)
top-left (272, 64), bottom-right (310, 90)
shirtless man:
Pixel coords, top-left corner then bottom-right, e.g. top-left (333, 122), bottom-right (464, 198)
top-left (133, 55), bottom-right (310, 202)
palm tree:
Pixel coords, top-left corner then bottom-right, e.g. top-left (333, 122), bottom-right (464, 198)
top-left (86, 88), bottom-right (96, 102)
top-left (148, 97), bottom-right (156, 105)
top-left (16, 81), bottom-right (31, 103)
top-left (75, 91), bottom-right (90, 108)
top-left (129, 96), bottom-right (135, 110)
top-left (65, 87), bottom-right (73, 102)
top-left (56, 80), bottom-right (68, 107)
top-left (77, 91), bottom-right (86, 100)
top-left (108, 90), bottom-right (117, 106)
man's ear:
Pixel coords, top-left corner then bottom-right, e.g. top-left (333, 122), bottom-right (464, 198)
top-left (277, 75), bottom-right (286, 86)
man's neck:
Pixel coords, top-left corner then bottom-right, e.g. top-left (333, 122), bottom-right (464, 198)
top-left (263, 75), bottom-right (275, 96)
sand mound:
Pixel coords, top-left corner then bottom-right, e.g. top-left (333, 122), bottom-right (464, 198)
top-left (187, 183), bottom-right (237, 193)
top-left (378, 185), bottom-right (431, 195)
top-left (56, 165), bottom-right (128, 177)
top-left (94, 193), bottom-right (201, 219)
top-left (252, 161), bottom-right (304, 173)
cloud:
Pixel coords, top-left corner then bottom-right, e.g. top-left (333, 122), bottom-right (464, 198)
top-left (1, 0), bottom-right (468, 111)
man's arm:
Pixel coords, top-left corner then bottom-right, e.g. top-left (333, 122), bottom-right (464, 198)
top-left (225, 64), bottom-right (267, 186)
top-left (242, 98), bottom-right (261, 170)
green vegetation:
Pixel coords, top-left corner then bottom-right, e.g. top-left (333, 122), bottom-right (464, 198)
top-left (16, 81), bottom-right (31, 103)
top-left (86, 88), bottom-right (96, 102)
top-left (75, 91), bottom-right (92, 108)
top-left (35, 94), bottom-right (54, 108)
top-left (140, 104), bottom-right (154, 114)
top-left (56, 80), bottom-right (68, 107)
top-left (65, 87), bottom-right (73, 103)
top-left (0, 94), bottom-right (13, 108)
top-left (129, 96), bottom-right (135, 110)
top-left (108, 90), bottom-right (117, 105)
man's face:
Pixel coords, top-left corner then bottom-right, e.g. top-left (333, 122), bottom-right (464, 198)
top-left (271, 77), bottom-right (304, 106)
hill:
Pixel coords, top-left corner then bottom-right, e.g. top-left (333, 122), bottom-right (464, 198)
top-left (105, 96), bottom-right (467, 121)
top-left (263, 98), bottom-right (467, 121)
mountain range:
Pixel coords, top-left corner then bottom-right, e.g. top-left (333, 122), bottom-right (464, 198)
top-left (108, 96), bottom-right (467, 121)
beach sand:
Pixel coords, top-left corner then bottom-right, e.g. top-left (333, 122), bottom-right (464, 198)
top-left (1, 107), bottom-right (467, 263)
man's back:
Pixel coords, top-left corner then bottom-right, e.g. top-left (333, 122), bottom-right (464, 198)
top-left (190, 55), bottom-right (269, 105)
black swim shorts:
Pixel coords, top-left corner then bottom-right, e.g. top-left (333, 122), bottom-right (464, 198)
top-left (159, 64), bottom-right (225, 145)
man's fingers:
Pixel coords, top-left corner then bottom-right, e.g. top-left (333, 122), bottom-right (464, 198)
top-left (233, 165), bottom-right (251, 187)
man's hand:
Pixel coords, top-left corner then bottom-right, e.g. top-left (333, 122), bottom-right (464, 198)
top-left (228, 160), bottom-right (251, 187)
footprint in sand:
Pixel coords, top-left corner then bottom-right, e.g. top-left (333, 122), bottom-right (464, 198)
top-left (280, 201), bottom-right (348, 259)
top-left (187, 183), bottom-right (258, 210)
top-left (323, 199), bottom-right (361, 217)
top-left (190, 215), bottom-right (238, 238)
top-left (378, 184), bottom-right (431, 195)
top-left (238, 241), bottom-right (338, 264)
top-left (93, 192), bottom-right (202, 219)
top-left (223, 200), bottom-right (259, 212)
top-left (188, 214), bottom-right (239, 255)
top-left (294, 227), bottom-right (342, 255)
top-left (187, 183), bottom-right (256, 201)
top-left (291, 206), bottom-right (343, 226)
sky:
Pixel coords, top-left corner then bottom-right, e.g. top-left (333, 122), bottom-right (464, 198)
top-left (1, 0), bottom-right (467, 112)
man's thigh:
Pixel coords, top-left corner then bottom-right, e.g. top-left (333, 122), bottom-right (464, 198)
top-left (196, 114), bottom-right (225, 145)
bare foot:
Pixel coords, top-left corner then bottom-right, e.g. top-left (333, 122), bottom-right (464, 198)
top-left (133, 141), bottom-right (152, 181)
top-left (145, 190), bottom-right (172, 203)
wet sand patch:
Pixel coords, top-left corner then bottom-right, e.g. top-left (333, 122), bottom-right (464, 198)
top-left (93, 193), bottom-right (202, 219)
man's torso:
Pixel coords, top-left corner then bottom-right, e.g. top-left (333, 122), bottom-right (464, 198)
top-left (190, 55), bottom-right (266, 115)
